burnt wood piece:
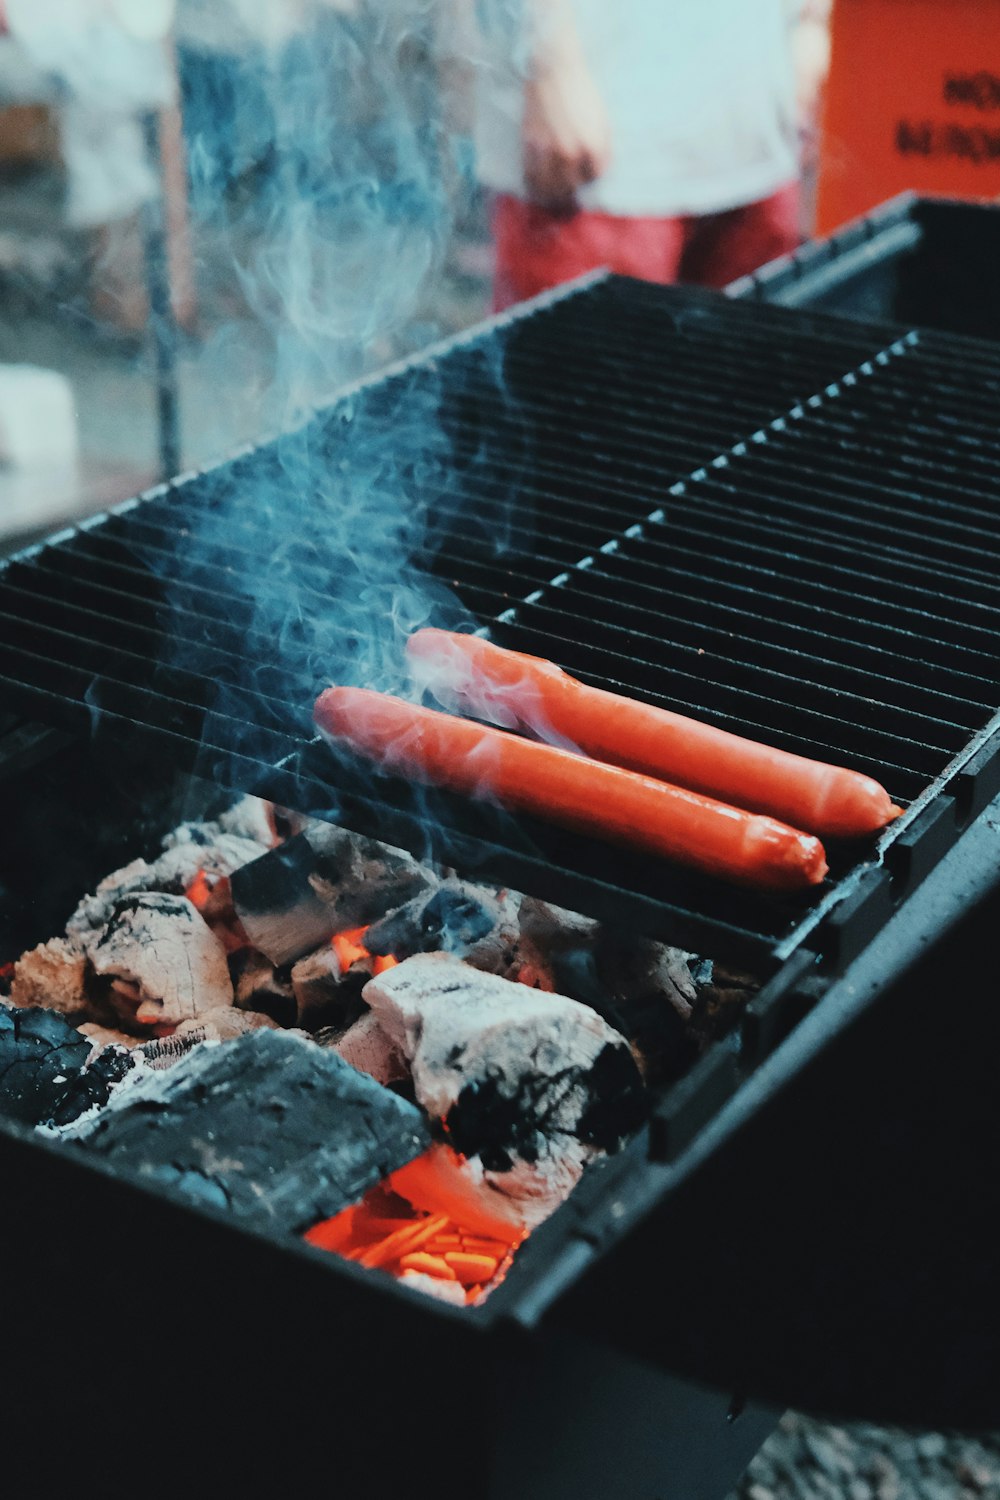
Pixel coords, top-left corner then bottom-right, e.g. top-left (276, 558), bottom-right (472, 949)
top-left (229, 822), bottom-right (435, 967)
top-left (9, 937), bottom-right (90, 1020)
top-left (327, 1010), bottom-right (408, 1087)
top-left (74, 1030), bottom-right (432, 1233)
top-left (229, 948), bottom-right (297, 1028)
top-left (87, 892), bottom-right (233, 1031)
top-left (290, 945), bottom-right (368, 1031)
top-left (364, 953), bottom-right (646, 1230)
top-left (685, 962), bottom-right (760, 1051)
top-left (0, 1004), bottom-right (135, 1127)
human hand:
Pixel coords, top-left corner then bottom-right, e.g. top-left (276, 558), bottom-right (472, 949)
top-left (521, 34), bottom-right (611, 212)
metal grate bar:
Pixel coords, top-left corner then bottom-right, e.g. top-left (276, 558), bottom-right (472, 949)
top-left (3, 276), bottom-right (998, 968)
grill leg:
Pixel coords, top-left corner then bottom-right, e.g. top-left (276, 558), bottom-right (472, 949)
top-left (140, 111), bottom-right (181, 482)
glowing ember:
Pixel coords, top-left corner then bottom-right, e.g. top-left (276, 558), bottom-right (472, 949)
top-left (185, 868), bottom-right (212, 912)
top-left (304, 1171), bottom-right (526, 1305)
top-left (183, 870), bottom-right (248, 954)
top-left (332, 927), bottom-right (399, 977)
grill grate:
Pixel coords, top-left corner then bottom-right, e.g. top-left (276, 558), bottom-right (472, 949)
top-left (3, 275), bottom-right (1000, 972)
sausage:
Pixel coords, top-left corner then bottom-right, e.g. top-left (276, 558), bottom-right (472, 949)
top-left (406, 629), bottom-right (902, 840)
top-left (314, 686), bottom-right (828, 892)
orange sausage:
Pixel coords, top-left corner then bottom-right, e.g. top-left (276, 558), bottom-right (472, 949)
top-left (314, 687), bottom-right (828, 892)
top-left (406, 629), bottom-right (902, 840)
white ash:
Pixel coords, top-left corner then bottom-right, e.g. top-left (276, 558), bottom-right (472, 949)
top-left (215, 795), bottom-right (280, 847)
top-left (10, 937), bottom-right (89, 1020)
top-left (77, 1020), bottom-right (147, 1053)
top-left (329, 1010), bottom-right (408, 1088)
top-left (67, 833), bottom-right (264, 939)
top-left (88, 893), bottom-right (233, 1031)
top-left (75, 1005), bottom-right (283, 1068)
top-left (363, 953), bottom-right (645, 1230)
top-left (136, 1007), bottom-right (283, 1068)
top-left (162, 794), bottom-right (277, 852)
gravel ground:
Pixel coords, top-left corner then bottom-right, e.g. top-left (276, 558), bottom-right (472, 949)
top-left (730, 1413), bottom-right (1000, 1500)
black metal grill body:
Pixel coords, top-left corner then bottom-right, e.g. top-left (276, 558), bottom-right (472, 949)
top-left (3, 268), bottom-right (1000, 1448)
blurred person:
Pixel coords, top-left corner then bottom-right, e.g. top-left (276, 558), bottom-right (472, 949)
top-left (457, 0), bottom-right (830, 309)
top-left (0, 0), bottom-right (175, 331)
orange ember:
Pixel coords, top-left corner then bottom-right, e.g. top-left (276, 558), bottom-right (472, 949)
top-left (332, 926), bottom-right (399, 976)
top-left (304, 1169), bottom-right (526, 1306)
top-left (0, 962), bottom-right (15, 981)
top-left (331, 926), bottom-right (370, 969)
top-left (185, 868), bottom-right (212, 911)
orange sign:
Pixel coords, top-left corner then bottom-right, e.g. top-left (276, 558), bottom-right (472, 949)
top-left (817, 0), bottom-right (1000, 232)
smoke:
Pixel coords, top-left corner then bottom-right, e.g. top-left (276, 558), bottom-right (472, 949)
top-left (136, 0), bottom-right (521, 808)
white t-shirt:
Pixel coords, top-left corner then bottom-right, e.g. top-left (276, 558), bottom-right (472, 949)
top-left (473, 0), bottom-right (800, 217)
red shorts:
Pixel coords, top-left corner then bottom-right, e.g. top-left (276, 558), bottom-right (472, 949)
top-left (491, 182), bottom-right (802, 312)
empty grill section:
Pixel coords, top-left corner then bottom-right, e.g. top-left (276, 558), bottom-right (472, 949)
top-left (2, 275), bottom-right (998, 968)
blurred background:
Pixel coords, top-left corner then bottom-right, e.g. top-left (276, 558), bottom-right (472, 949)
top-left (0, 0), bottom-right (837, 551)
top-left (0, 0), bottom-right (494, 546)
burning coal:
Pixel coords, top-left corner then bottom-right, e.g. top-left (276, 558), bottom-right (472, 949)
top-left (0, 793), bottom-right (758, 1305)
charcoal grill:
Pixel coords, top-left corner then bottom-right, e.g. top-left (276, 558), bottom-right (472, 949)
top-left (4, 221), bottom-right (1000, 1489)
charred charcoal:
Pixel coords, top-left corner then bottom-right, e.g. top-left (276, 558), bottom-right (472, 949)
top-left (74, 1030), bottom-right (431, 1234)
top-left (542, 943), bottom-right (697, 1084)
top-left (290, 945), bottom-right (369, 1032)
top-left (596, 936), bottom-right (697, 1020)
top-left (686, 962), bottom-right (760, 1050)
top-left (229, 820), bottom-right (435, 966)
top-left (0, 1004), bottom-right (135, 1127)
top-left (229, 948), bottom-right (296, 1028)
top-left (366, 884), bottom-right (494, 959)
top-left (364, 953), bottom-right (646, 1231)
top-left (366, 879), bottom-right (526, 982)
top-left (87, 893), bottom-right (233, 1033)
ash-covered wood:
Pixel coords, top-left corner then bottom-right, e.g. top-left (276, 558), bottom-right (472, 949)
top-left (88, 893), bottom-right (233, 1032)
top-left (74, 1030), bottom-right (431, 1234)
top-left (229, 821), bottom-right (434, 966)
top-left (9, 937), bottom-right (89, 1020)
top-left (326, 1010), bottom-right (408, 1087)
top-left (364, 953), bottom-right (646, 1230)
top-left (0, 1003), bottom-right (135, 1128)
top-left (67, 832), bottom-right (266, 940)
